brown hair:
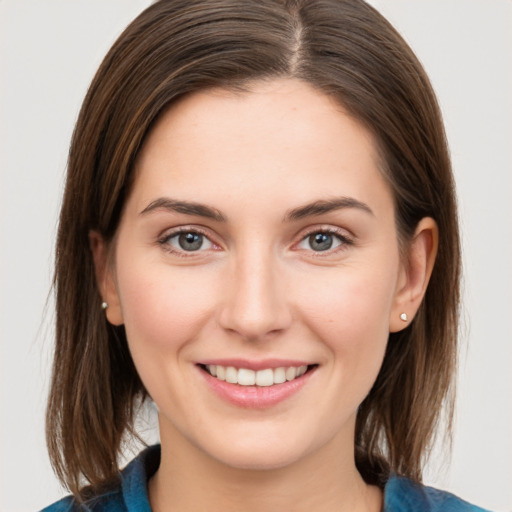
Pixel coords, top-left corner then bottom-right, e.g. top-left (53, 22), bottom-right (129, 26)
top-left (47, 0), bottom-right (460, 498)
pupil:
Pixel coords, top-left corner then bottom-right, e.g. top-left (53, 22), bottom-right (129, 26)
top-left (310, 233), bottom-right (332, 251)
top-left (178, 232), bottom-right (203, 251)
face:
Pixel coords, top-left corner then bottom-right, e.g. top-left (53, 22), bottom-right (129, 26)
top-left (101, 79), bottom-right (411, 471)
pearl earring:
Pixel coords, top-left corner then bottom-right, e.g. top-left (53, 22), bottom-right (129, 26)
top-left (101, 302), bottom-right (109, 310)
top-left (400, 312), bottom-right (408, 322)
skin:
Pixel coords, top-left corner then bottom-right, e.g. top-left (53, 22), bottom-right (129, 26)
top-left (91, 79), bottom-right (437, 512)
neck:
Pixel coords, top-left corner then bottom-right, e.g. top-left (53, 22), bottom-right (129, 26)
top-left (149, 419), bottom-right (382, 512)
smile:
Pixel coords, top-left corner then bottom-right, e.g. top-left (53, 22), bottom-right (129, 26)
top-left (204, 364), bottom-right (309, 386)
top-left (199, 362), bottom-right (317, 408)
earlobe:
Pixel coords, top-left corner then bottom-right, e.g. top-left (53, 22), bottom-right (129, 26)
top-left (389, 217), bottom-right (438, 333)
top-left (89, 230), bottom-right (124, 326)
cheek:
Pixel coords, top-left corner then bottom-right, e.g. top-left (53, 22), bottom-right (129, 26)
top-left (295, 263), bottom-right (397, 378)
top-left (300, 267), bottom-right (396, 336)
top-left (116, 261), bottom-right (217, 356)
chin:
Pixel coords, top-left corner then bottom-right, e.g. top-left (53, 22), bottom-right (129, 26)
top-left (211, 444), bottom-right (307, 472)
top-left (193, 424), bottom-right (326, 472)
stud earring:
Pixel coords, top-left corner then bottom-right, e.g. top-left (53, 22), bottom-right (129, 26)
top-left (400, 312), bottom-right (408, 322)
top-left (101, 302), bottom-right (109, 310)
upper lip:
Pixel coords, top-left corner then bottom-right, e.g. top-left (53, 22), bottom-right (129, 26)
top-left (197, 359), bottom-right (315, 371)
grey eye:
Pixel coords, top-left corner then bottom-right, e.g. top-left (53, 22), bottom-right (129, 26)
top-left (179, 232), bottom-right (203, 251)
top-left (308, 232), bottom-right (334, 251)
top-left (297, 231), bottom-right (345, 252)
top-left (165, 231), bottom-right (213, 252)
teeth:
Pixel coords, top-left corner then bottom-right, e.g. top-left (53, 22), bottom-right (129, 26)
top-left (238, 368), bottom-right (256, 386)
top-left (225, 366), bottom-right (238, 384)
top-left (205, 364), bottom-right (310, 386)
top-left (216, 366), bottom-right (226, 381)
top-left (285, 367), bottom-right (297, 381)
top-left (255, 368), bottom-right (274, 387)
top-left (274, 367), bottom-right (286, 384)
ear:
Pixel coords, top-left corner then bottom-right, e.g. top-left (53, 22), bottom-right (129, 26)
top-left (89, 230), bottom-right (124, 326)
top-left (389, 217), bottom-right (438, 332)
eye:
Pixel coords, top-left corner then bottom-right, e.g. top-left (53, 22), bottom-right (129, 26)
top-left (161, 230), bottom-right (214, 253)
top-left (296, 230), bottom-right (350, 252)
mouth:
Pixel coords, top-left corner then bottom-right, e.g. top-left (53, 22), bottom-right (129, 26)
top-left (198, 361), bottom-right (318, 408)
top-left (199, 363), bottom-right (316, 387)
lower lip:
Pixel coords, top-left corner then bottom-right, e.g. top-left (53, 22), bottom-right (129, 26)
top-left (199, 366), bottom-right (316, 409)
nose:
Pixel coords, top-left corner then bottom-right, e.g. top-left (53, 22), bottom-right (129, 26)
top-left (218, 250), bottom-right (292, 341)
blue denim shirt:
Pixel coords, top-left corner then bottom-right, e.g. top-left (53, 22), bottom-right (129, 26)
top-left (41, 445), bottom-right (491, 512)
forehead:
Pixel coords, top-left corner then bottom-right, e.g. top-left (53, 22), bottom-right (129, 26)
top-left (130, 79), bottom-right (392, 215)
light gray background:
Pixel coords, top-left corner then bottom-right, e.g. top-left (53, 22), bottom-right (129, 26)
top-left (1, 1), bottom-right (511, 510)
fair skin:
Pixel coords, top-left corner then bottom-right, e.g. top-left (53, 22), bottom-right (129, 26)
top-left (91, 79), bottom-right (437, 512)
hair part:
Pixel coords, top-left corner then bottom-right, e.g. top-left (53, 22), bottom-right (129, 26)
top-left (47, 0), bottom-right (460, 498)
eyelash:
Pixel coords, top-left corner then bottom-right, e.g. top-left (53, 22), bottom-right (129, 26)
top-left (295, 227), bottom-right (354, 256)
top-left (157, 226), bottom-right (354, 257)
top-left (158, 226), bottom-right (218, 257)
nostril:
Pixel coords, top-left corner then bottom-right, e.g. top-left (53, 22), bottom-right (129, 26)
top-left (216, 269), bottom-right (293, 340)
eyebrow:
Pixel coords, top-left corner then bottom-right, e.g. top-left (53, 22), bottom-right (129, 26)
top-left (283, 197), bottom-right (374, 221)
top-left (139, 198), bottom-right (226, 222)
top-left (139, 195), bottom-right (373, 223)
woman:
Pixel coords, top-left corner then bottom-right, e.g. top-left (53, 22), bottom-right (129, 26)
top-left (42, 0), bottom-right (491, 510)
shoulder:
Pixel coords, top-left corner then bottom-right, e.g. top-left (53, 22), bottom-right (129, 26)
top-left (384, 475), bottom-right (492, 512)
top-left (40, 489), bottom-right (124, 512)
top-left (40, 445), bottom-right (160, 512)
